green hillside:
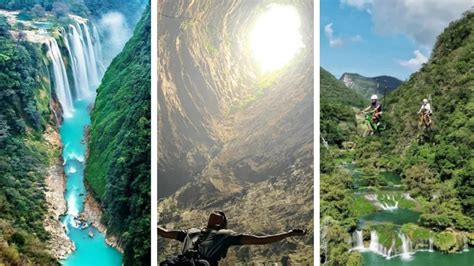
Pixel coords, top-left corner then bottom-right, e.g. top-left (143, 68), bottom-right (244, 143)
top-left (320, 67), bottom-right (366, 149)
top-left (358, 10), bottom-right (474, 225)
top-left (320, 11), bottom-right (474, 265)
top-left (320, 67), bottom-right (363, 265)
top-left (321, 67), bottom-right (367, 107)
top-left (85, 7), bottom-right (150, 265)
top-left (0, 15), bottom-right (57, 265)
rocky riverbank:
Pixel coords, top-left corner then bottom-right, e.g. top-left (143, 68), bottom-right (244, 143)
top-left (81, 193), bottom-right (124, 253)
top-left (42, 125), bottom-right (75, 259)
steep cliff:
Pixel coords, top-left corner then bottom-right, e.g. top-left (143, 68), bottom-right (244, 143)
top-left (85, 8), bottom-right (151, 265)
top-left (158, 0), bottom-right (314, 264)
top-left (0, 15), bottom-right (59, 265)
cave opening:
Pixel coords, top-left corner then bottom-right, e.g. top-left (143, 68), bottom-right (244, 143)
top-left (248, 4), bottom-right (304, 73)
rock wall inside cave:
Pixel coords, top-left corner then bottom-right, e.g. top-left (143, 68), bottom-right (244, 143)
top-left (158, 0), bottom-right (314, 264)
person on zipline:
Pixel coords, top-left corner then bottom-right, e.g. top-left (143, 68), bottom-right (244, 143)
top-left (417, 98), bottom-right (432, 127)
top-left (158, 211), bottom-right (306, 265)
top-left (362, 94), bottom-right (383, 127)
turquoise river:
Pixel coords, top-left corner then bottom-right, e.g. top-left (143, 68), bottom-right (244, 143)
top-left (59, 99), bottom-right (122, 265)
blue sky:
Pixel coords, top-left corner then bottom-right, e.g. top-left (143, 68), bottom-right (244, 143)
top-left (320, 0), bottom-right (472, 80)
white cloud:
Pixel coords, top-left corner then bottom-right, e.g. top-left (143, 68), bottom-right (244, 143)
top-left (341, 0), bottom-right (473, 47)
top-left (399, 50), bottom-right (428, 71)
top-left (324, 23), bottom-right (344, 48)
top-left (340, 0), bottom-right (373, 10)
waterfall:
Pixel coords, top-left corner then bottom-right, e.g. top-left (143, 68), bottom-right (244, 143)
top-left (463, 235), bottom-right (469, 251)
top-left (80, 22), bottom-right (100, 87)
top-left (47, 20), bottom-right (104, 117)
top-left (352, 230), bottom-right (364, 250)
top-left (368, 231), bottom-right (396, 258)
top-left (46, 39), bottom-right (74, 117)
top-left (92, 25), bottom-right (106, 73)
top-left (369, 194), bottom-right (399, 211)
top-left (379, 200), bottom-right (398, 211)
top-left (369, 231), bottom-right (379, 252)
top-left (67, 24), bottom-right (92, 99)
top-left (399, 233), bottom-right (412, 260)
top-left (429, 236), bottom-right (433, 252)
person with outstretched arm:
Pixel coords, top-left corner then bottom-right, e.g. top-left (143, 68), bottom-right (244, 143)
top-left (158, 211), bottom-right (306, 265)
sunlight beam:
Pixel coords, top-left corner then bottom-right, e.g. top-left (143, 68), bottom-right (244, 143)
top-left (249, 5), bottom-right (304, 72)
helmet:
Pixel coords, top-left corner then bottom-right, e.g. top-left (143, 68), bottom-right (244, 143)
top-left (371, 95), bottom-right (378, 100)
top-left (423, 99), bottom-right (428, 103)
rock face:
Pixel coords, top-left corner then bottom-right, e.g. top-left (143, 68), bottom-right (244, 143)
top-left (80, 193), bottom-right (124, 253)
top-left (339, 73), bottom-right (402, 99)
top-left (42, 125), bottom-right (75, 259)
top-left (158, 0), bottom-right (314, 264)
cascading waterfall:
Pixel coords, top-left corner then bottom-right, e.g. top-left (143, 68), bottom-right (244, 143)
top-left (80, 23), bottom-right (100, 86)
top-left (47, 39), bottom-right (74, 117)
top-left (365, 194), bottom-right (399, 211)
top-left (61, 22), bottom-right (103, 100)
top-left (92, 25), bottom-right (106, 73)
top-left (464, 235), bottom-right (469, 252)
top-left (399, 233), bottom-right (412, 260)
top-left (379, 194), bottom-right (399, 211)
top-left (429, 236), bottom-right (434, 252)
top-left (352, 230), bottom-right (364, 250)
top-left (369, 231), bottom-right (393, 258)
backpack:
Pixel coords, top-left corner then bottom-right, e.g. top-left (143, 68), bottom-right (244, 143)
top-left (160, 229), bottom-right (213, 266)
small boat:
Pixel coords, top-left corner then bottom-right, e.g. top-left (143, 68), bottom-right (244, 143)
top-left (88, 229), bottom-right (94, 238)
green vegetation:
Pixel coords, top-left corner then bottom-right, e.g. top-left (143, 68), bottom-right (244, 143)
top-left (434, 231), bottom-right (459, 253)
top-left (321, 11), bottom-right (474, 262)
top-left (0, 15), bottom-right (57, 265)
top-left (354, 11), bottom-right (474, 232)
top-left (320, 68), bottom-right (365, 148)
top-left (353, 195), bottom-right (376, 217)
top-left (370, 223), bottom-right (402, 248)
top-left (401, 223), bottom-right (431, 243)
top-left (321, 68), bottom-right (366, 108)
top-left (85, 8), bottom-right (150, 265)
top-left (320, 67), bottom-right (366, 265)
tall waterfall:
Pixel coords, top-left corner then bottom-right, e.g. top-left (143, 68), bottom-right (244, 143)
top-left (47, 39), bottom-right (74, 117)
top-left (47, 20), bottom-right (103, 114)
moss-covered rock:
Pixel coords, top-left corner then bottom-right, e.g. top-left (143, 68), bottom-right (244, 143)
top-left (467, 232), bottom-right (474, 246)
top-left (370, 224), bottom-right (401, 249)
top-left (400, 223), bottom-right (432, 250)
top-left (434, 231), bottom-right (462, 253)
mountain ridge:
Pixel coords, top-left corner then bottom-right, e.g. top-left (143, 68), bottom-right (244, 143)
top-left (340, 72), bottom-right (402, 99)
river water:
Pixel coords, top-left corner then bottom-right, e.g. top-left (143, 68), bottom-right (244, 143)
top-left (346, 164), bottom-right (473, 265)
top-left (362, 249), bottom-right (474, 265)
top-left (59, 100), bottom-right (122, 265)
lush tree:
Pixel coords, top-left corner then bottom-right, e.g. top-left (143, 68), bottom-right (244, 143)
top-left (52, 2), bottom-right (69, 18)
top-left (0, 18), bottom-right (57, 264)
top-left (402, 163), bottom-right (437, 198)
top-left (31, 4), bottom-right (46, 17)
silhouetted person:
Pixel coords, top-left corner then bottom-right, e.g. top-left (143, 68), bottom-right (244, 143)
top-left (159, 211), bottom-right (306, 265)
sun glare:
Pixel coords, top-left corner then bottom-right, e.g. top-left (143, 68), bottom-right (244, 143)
top-left (249, 5), bottom-right (304, 72)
